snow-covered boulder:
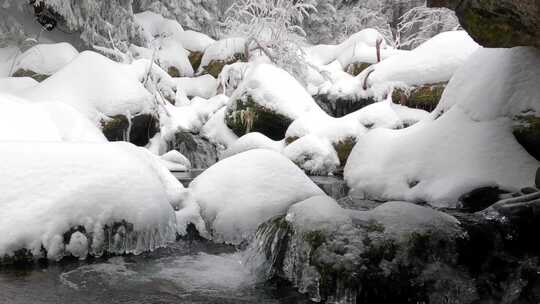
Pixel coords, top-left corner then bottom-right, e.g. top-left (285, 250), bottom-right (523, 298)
top-left (0, 46), bottom-right (19, 77)
top-left (11, 43), bottom-right (79, 82)
top-left (223, 132), bottom-right (284, 158)
top-left (0, 93), bottom-right (106, 142)
top-left (254, 196), bottom-right (464, 303)
top-left (225, 63), bottom-right (325, 140)
top-left (182, 149), bottom-right (324, 244)
top-left (345, 47), bottom-right (540, 207)
top-left (160, 150), bottom-right (192, 172)
top-left (175, 74), bottom-right (217, 99)
top-left (200, 107), bottom-right (239, 150)
top-left (20, 51), bottom-right (160, 146)
top-left (198, 38), bottom-right (247, 78)
top-left (0, 77), bottom-right (38, 94)
top-left (283, 135), bottom-right (340, 175)
top-left (0, 141), bottom-right (182, 262)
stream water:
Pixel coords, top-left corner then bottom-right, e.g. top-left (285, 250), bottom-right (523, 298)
top-left (0, 240), bottom-right (309, 304)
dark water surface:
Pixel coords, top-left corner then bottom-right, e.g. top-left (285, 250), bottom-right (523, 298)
top-left (0, 240), bottom-right (309, 304)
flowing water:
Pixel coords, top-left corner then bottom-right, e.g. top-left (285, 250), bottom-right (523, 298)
top-left (0, 240), bottom-right (309, 304)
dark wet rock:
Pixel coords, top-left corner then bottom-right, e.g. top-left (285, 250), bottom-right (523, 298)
top-left (345, 62), bottom-right (371, 76)
top-left (428, 0), bottom-right (540, 48)
top-left (101, 113), bottom-right (159, 147)
top-left (536, 167), bottom-right (540, 189)
top-left (458, 186), bottom-right (511, 212)
top-left (201, 53), bottom-right (247, 78)
top-left (11, 68), bottom-right (49, 82)
top-left (391, 83), bottom-right (446, 112)
top-left (167, 132), bottom-right (219, 169)
top-left (188, 51), bottom-right (204, 72)
top-left (333, 137), bottom-right (357, 166)
top-left (225, 95), bottom-right (294, 140)
top-left (522, 187), bottom-right (539, 195)
top-left (313, 94), bottom-right (376, 118)
top-left (513, 114), bottom-right (540, 161)
top-left (167, 66), bottom-right (181, 78)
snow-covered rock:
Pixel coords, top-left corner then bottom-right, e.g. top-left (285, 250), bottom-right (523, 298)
top-left (223, 132), bottom-right (284, 158)
top-left (175, 74), bottom-right (217, 99)
top-left (0, 141), bottom-right (182, 261)
top-left (160, 150), bottom-right (192, 172)
top-left (225, 63), bottom-right (325, 140)
top-left (0, 93), bottom-right (106, 142)
top-left (21, 51), bottom-right (155, 124)
top-left (183, 149), bottom-right (324, 244)
top-left (200, 107), bottom-right (238, 149)
top-left (198, 37), bottom-right (247, 77)
top-left (10, 43), bottom-right (79, 81)
top-left (345, 47), bottom-right (540, 207)
top-left (0, 77), bottom-right (38, 94)
top-left (283, 135), bottom-right (340, 175)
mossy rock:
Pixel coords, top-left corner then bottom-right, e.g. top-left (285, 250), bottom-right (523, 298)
top-left (11, 68), bottom-right (49, 82)
top-left (188, 51), bottom-right (204, 72)
top-left (101, 113), bottom-right (159, 147)
top-left (225, 95), bottom-right (294, 140)
top-left (202, 53), bottom-right (247, 78)
top-left (167, 131), bottom-right (219, 169)
top-left (333, 137), bottom-right (357, 166)
top-left (167, 66), bottom-right (181, 78)
top-left (513, 114), bottom-right (540, 161)
top-left (313, 94), bottom-right (376, 118)
top-left (391, 83), bottom-right (446, 112)
top-left (285, 136), bottom-right (299, 145)
top-left (345, 62), bottom-right (371, 76)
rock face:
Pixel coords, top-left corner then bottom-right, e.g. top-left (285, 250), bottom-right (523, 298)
top-left (391, 83), bottom-right (446, 113)
top-left (167, 131), bottom-right (219, 169)
top-left (255, 197), bottom-right (540, 304)
top-left (513, 114), bottom-right (540, 161)
top-left (101, 113), bottom-right (159, 147)
top-left (225, 95), bottom-right (294, 140)
top-left (428, 0), bottom-right (540, 48)
top-left (313, 95), bottom-right (376, 118)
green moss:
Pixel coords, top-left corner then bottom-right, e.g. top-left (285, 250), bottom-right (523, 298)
top-left (203, 53), bottom-right (247, 78)
top-left (392, 84), bottom-right (446, 112)
top-left (12, 68), bottom-right (49, 82)
top-left (225, 95), bottom-right (293, 140)
top-left (513, 114), bottom-right (540, 161)
top-left (188, 51), bottom-right (204, 72)
top-left (461, 7), bottom-right (518, 48)
top-left (285, 136), bottom-right (299, 145)
top-left (333, 137), bottom-right (357, 166)
top-left (345, 62), bottom-right (371, 76)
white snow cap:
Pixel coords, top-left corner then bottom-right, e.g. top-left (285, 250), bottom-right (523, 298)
top-left (21, 51), bottom-right (155, 124)
top-left (11, 42), bottom-right (79, 76)
top-left (345, 47), bottom-right (540, 207)
top-left (187, 149), bottom-right (324, 244)
top-left (0, 141), bottom-right (183, 260)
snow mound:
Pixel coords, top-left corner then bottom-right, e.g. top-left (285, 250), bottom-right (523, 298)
top-left (11, 43), bottom-right (79, 76)
top-left (231, 63), bottom-right (324, 119)
top-left (198, 38), bottom-right (246, 73)
top-left (223, 132), bottom-right (284, 158)
top-left (283, 135), bottom-right (340, 175)
top-left (0, 46), bottom-right (20, 77)
top-left (187, 149), bottom-right (324, 244)
top-left (345, 47), bottom-right (540, 207)
top-left (177, 30), bottom-right (215, 53)
top-left (200, 107), bottom-right (238, 149)
top-left (160, 150), bottom-right (192, 172)
top-left (175, 74), bottom-right (217, 99)
top-left (0, 93), bottom-right (106, 142)
top-left (135, 11), bottom-right (184, 43)
top-left (0, 77), bottom-right (38, 94)
top-left (0, 141), bottom-right (182, 261)
top-left (366, 31), bottom-right (480, 95)
top-left (21, 51), bottom-right (155, 124)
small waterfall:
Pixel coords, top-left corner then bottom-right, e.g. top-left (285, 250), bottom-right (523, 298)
top-left (167, 132), bottom-right (219, 169)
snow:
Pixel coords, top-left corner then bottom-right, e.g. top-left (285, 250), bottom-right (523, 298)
top-left (185, 149), bottom-right (324, 244)
top-left (285, 195), bottom-right (351, 232)
top-left (223, 132), bottom-right (284, 158)
top-left (11, 43), bottom-right (79, 76)
top-left (160, 150), bottom-right (192, 172)
top-left (0, 93), bottom-right (106, 142)
top-left (0, 46), bottom-right (19, 77)
top-left (175, 74), bottom-right (217, 99)
top-left (200, 107), bottom-right (239, 149)
top-left (198, 37), bottom-right (246, 73)
top-left (176, 30), bottom-right (215, 53)
top-left (365, 31), bottom-right (480, 95)
top-left (162, 94), bottom-right (229, 138)
top-left (20, 51), bottom-right (155, 124)
top-left (0, 141), bottom-right (183, 260)
top-left (345, 47), bottom-right (540, 207)
top-left (0, 77), bottom-right (38, 94)
top-left (230, 63), bottom-right (325, 119)
top-left (282, 135), bottom-right (340, 175)
top-left (135, 11), bottom-right (184, 43)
